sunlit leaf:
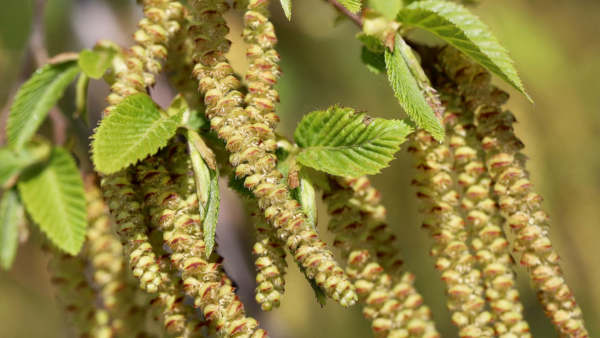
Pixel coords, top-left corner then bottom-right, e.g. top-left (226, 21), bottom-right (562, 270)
top-left (385, 36), bottom-right (444, 140)
top-left (397, 0), bottom-right (529, 99)
top-left (18, 147), bottom-right (86, 255)
top-left (294, 106), bottom-right (412, 177)
top-left (92, 93), bottom-right (182, 174)
top-left (7, 60), bottom-right (80, 152)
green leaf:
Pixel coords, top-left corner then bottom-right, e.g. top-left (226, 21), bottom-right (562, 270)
top-left (18, 147), bottom-right (87, 255)
top-left (280, 0), bottom-right (292, 20)
top-left (0, 142), bottom-right (52, 189)
top-left (397, 0), bottom-right (529, 99)
top-left (337, 0), bottom-right (361, 13)
top-left (203, 167), bottom-right (220, 258)
top-left (367, 0), bottom-right (402, 20)
top-left (78, 48), bottom-right (115, 79)
top-left (92, 93), bottom-right (182, 174)
top-left (7, 60), bottom-right (80, 152)
top-left (361, 47), bottom-right (386, 74)
top-left (356, 33), bottom-right (385, 53)
top-left (75, 73), bottom-right (89, 124)
top-left (297, 169), bottom-right (317, 230)
top-left (0, 190), bottom-right (24, 270)
top-left (294, 106), bottom-right (412, 177)
top-left (385, 37), bottom-right (444, 140)
top-left (187, 131), bottom-right (220, 258)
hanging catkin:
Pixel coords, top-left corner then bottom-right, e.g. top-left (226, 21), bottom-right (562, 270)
top-left (84, 176), bottom-right (153, 337)
top-left (324, 176), bottom-right (439, 338)
top-left (409, 126), bottom-right (494, 336)
top-left (47, 249), bottom-right (101, 338)
top-left (100, 0), bottom-right (186, 295)
top-left (430, 70), bottom-right (531, 336)
top-left (188, 0), bottom-right (357, 306)
top-left (136, 151), bottom-right (267, 337)
top-left (438, 46), bottom-right (588, 337)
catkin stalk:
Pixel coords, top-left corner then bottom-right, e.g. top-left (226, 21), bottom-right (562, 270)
top-left (188, 0), bottom-right (357, 306)
top-left (438, 46), bottom-right (589, 337)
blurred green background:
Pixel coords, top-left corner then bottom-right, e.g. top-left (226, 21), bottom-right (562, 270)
top-left (1, 0), bottom-right (599, 337)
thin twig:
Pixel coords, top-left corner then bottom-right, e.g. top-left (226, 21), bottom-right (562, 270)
top-left (327, 0), bottom-right (363, 28)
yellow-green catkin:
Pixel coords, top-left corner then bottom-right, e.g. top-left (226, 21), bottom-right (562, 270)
top-left (106, 0), bottom-right (185, 114)
top-left (47, 250), bottom-right (99, 338)
top-left (85, 177), bottom-right (152, 337)
top-left (242, 0), bottom-right (280, 128)
top-left (409, 128), bottom-right (494, 336)
top-left (434, 75), bottom-right (531, 336)
top-left (166, 11), bottom-right (202, 109)
top-left (246, 201), bottom-right (287, 311)
top-left (188, 0), bottom-right (357, 306)
top-left (101, 169), bottom-right (163, 294)
top-left (136, 152), bottom-right (267, 337)
top-left (438, 46), bottom-right (588, 337)
top-left (324, 176), bottom-right (439, 338)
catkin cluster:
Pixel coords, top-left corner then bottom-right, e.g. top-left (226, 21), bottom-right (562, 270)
top-left (324, 176), bottom-right (439, 338)
top-left (433, 75), bottom-right (531, 336)
top-left (48, 250), bottom-right (102, 337)
top-left (437, 46), bottom-right (588, 337)
top-left (188, 0), bottom-right (357, 306)
top-left (409, 129), bottom-right (494, 337)
top-left (136, 148), bottom-right (266, 337)
top-left (85, 178), bottom-right (153, 337)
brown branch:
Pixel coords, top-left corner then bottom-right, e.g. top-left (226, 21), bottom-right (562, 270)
top-left (327, 0), bottom-right (363, 28)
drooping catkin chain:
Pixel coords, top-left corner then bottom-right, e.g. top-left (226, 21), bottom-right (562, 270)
top-left (106, 0), bottom-right (185, 114)
top-left (84, 177), bottom-right (153, 337)
top-left (409, 130), bottom-right (494, 337)
top-left (245, 201), bottom-right (287, 311)
top-left (438, 46), bottom-right (589, 337)
top-left (136, 151), bottom-right (267, 337)
top-left (47, 249), bottom-right (101, 338)
top-left (188, 0), bottom-right (357, 306)
top-left (324, 176), bottom-right (439, 338)
top-left (100, 0), bottom-right (186, 295)
top-left (242, 0), bottom-right (281, 128)
top-left (433, 77), bottom-right (531, 336)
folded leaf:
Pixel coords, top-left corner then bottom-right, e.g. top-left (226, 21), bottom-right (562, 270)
top-left (397, 0), bottom-right (529, 99)
top-left (78, 48), bottom-right (115, 79)
top-left (385, 36), bottom-right (444, 140)
top-left (280, 0), bottom-right (292, 20)
top-left (18, 147), bottom-right (87, 255)
top-left (7, 60), bottom-right (80, 152)
top-left (92, 93), bottom-right (182, 174)
top-left (187, 134), bottom-right (220, 258)
top-left (294, 106), bottom-right (412, 177)
top-left (0, 190), bottom-right (24, 270)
